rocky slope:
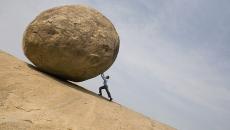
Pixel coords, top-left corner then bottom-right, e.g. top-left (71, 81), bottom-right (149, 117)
top-left (0, 50), bottom-right (175, 130)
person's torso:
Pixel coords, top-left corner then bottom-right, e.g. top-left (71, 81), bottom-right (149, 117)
top-left (103, 79), bottom-right (108, 86)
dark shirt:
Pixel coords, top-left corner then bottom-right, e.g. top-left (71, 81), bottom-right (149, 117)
top-left (101, 73), bottom-right (108, 86)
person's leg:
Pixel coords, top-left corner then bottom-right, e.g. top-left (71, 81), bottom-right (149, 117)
top-left (105, 86), bottom-right (112, 101)
top-left (99, 86), bottom-right (105, 95)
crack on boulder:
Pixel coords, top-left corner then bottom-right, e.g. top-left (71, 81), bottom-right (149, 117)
top-left (15, 106), bottom-right (41, 112)
top-left (23, 119), bottom-right (33, 124)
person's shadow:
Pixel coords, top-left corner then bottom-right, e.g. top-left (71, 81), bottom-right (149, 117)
top-left (26, 64), bottom-right (110, 101)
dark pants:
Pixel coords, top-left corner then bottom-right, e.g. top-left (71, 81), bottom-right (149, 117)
top-left (99, 85), bottom-right (112, 99)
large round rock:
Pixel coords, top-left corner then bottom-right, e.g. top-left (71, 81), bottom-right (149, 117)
top-left (23, 5), bottom-right (119, 82)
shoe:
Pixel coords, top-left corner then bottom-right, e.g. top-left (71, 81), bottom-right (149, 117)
top-left (109, 98), bottom-right (113, 101)
top-left (98, 93), bottom-right (102, 96)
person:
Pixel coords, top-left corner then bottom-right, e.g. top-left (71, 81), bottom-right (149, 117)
top-left (98, 73), bottom-right (113, 101)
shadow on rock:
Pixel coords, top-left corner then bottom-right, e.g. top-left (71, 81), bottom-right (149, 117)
top-left (26, 63), bottom-right (109, 101)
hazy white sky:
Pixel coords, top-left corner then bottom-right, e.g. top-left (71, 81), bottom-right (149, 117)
top-left (1, 0), bottom-right (230, 130)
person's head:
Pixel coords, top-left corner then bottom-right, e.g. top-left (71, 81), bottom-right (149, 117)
top-left (106, 76), bottom-right (110, 79)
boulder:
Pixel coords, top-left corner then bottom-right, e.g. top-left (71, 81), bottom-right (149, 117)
top-left (23, 5), bottom-right (120, 81)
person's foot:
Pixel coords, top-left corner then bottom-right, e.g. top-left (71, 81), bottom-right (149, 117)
top-left (98, 93), bottom-right (102, 96)
top-left (109, 98), bottom-right (113, 101)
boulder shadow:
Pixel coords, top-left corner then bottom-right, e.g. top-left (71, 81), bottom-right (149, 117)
top-left (26, 63), bottom-right (110, 101)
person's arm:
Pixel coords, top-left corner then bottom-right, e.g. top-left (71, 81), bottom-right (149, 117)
top-left (101, 73), bottom-right (105, 80)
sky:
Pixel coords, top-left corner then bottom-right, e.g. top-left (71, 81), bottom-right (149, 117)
top-left (0, 0), bottom-right (230, 130)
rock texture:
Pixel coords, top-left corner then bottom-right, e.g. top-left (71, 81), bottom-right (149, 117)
top-left (23, 5), bottom-right (120, 82)
top-left (0, 51), bottom-right (176, 130)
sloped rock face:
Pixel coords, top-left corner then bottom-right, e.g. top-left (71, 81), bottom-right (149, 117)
top-left (0, 51), bottom-right (176, 130)
top-left (23, 5), bottom-right (120, 82)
